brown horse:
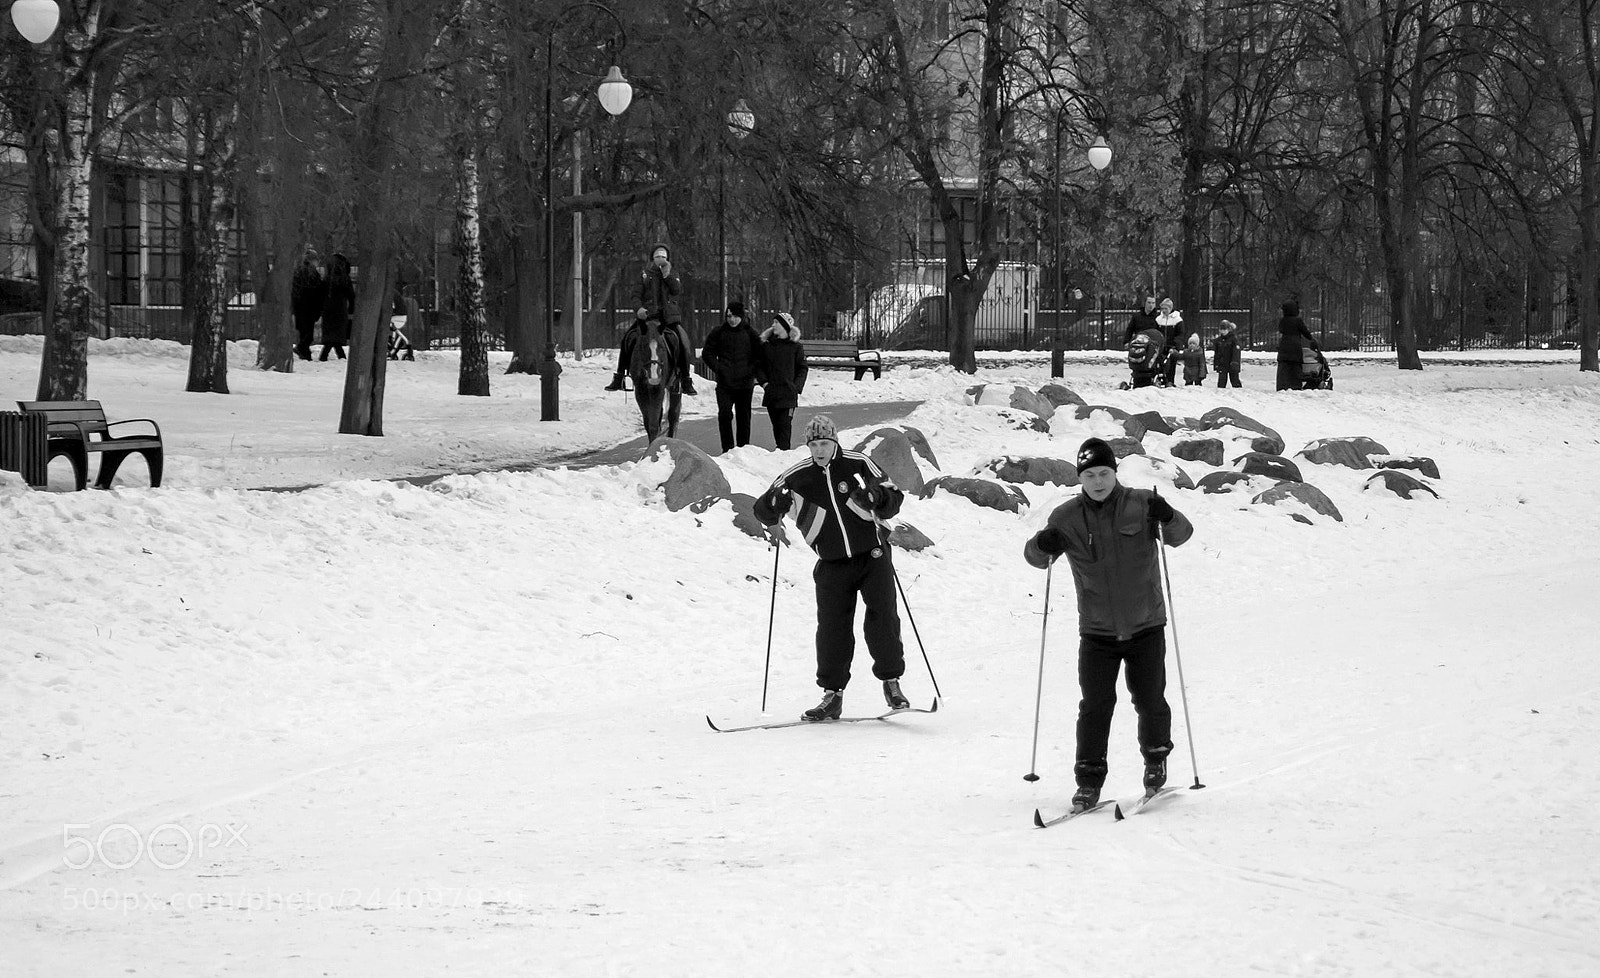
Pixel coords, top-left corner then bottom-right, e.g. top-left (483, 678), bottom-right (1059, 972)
top-left (628, 320), bottom-right (682, 443)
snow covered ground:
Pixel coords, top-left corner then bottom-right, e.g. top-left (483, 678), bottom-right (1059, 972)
top-left (2, 336), bottom-right (1598, 976)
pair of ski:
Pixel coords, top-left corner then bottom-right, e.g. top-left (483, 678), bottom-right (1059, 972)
top-left (706, 699), bottom-right (939, 733)
top-left (1033, 785), bottom-right (1180, 828)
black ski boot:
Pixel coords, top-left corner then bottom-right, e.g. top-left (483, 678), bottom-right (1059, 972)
top-left (882, 679), bottom-right (910, 711)
top-left (604, 374), bottom-right (625, 392)
top-left (1071, 784), bottom-right (1101, 812)
top-left (801, 690), bottom-right (843, 722)
top-left (1143, 756), bottom-right (1167, 792)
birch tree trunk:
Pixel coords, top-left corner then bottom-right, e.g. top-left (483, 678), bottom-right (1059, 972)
top-left (186, 116), bottom-right (234, 394)
top-left (454, 147), bottom-right (490, 395)
top-left (36, 6), bottom-right (102, 401)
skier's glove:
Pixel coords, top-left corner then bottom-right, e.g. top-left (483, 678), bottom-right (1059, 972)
top-left (766, 489), bottom-right (792, 517)
top-left (1035, 527), bottom-right (1069, 556)
top-left (1147, 494), bottom-right (1175, 525)
top-left (849, 484), bottom-right (881, 511)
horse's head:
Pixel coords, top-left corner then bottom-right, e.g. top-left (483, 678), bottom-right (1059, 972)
top-left (629, 319), bottom-right (678, 390)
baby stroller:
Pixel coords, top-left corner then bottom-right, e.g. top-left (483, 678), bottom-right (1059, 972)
top-left (388, 317), bottom-right (415, 361)
top-left (1300, 347), bottom-right (1333, 390)
top-left (1119, 326), bottom-right (1165, 390)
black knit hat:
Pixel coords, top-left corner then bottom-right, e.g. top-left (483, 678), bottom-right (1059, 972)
top-left (727, 300), bottom-right (745, 317)
top-left (1076, 437), bottom-right (1118, 474)
top-left (1282, 299), bottom-right (1299, 317)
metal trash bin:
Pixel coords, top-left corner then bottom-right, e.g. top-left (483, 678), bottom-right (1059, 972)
top-left (0, 410), bottom-right (48, 488)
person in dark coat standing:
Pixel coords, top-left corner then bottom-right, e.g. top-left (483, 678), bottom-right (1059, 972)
top-left (1274, 299), bottom-right (1319, 391)
top-left (607, 243), bottom-right (696, 394)
top-left (700, 301), bottom-right (767, 451)
top-left (1211, 320), bottom-right (1242, 388)
top-left (754, 415), bottom-right (912, 721)
top-left (1124, 295), bottom-right (1159, 347)
top-left (1024, 437), bottom-right (1194, 812)
top-left (759, 313), bottom-right (807, 450)
top-left (319, 253), bottom-right (355, 361)
top-left (290, 249), bottom-right (326, 361)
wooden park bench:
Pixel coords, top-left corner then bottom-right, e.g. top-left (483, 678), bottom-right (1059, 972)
top-left (12, 400), bottom-right (164, 490)
top-left (806, 338), bottom-right (883, 380)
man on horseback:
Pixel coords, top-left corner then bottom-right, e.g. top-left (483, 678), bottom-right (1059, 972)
top-left (605, 243), bottom-right (698, 395)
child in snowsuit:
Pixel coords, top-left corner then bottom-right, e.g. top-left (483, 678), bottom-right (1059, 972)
top-left (1211, 321), bottom-right (1242, 388)
top-left (1178, 334), bottom-right (1207, 386)
top-left (1023, 438), bottom-right (1194, 811)
top-left (754, 415), bottom-right (910, 721)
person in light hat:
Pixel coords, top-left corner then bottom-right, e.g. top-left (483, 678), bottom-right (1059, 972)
top-left (759, 312), bottom-right (807, 450)
top-left (1023, 437), bottom-right (1194, 811)
top-left (754, 413), bottom-right (913, 720)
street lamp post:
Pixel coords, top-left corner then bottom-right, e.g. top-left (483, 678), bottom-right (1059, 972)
top-left (1051, 126), bottom-right (1113, 378)
top-left (720, 98), bottom-right (755, 313)
top-left (542, 7), bottom-right (632, 422)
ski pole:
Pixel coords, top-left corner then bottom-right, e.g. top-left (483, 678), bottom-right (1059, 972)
top-left (1156, 521), bottom-right (1205, 790)
top-left (1024, 561), bottom-right (1053, 782)
top-left (890, 562), bottom-right (943, 703)
top-left (761, 540), bottom-right (780, 713)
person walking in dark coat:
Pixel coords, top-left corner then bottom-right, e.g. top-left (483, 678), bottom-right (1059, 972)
top-left (607, 243), bottom-right (696, 394)
top-left (1024, 438), bottom-right (1195, 811)
top-left (1124, 295), bottom-right (1159, 347)
top-left (1274, 300), bottom-right (1319, 391)
top-left (754, 415), bottom-right (911, 721)
top-left (700, 301), bottom-right (767, 452)
top-left (290, 249), bottom-right (326, 361)
top-left (759, 313), bottom-right (807, 450)
top-left (1211, 320), bottom-right (1242, 388)
top-left (319, 253), bottom-right (355, 361)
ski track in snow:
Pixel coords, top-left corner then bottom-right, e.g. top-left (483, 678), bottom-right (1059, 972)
top-left (2, 341), bottom-right (1599, 976)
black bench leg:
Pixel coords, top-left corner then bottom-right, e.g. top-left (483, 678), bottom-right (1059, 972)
top-left (95, 449), bottom-right (130, 489)
top-left (50, 443), bottom-right (88, 491)
top-left (145, 448), bottom-right (164, 488)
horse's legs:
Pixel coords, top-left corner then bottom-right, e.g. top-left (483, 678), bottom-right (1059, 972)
top-left (666, 388), bottom-right (682, 438)
top-left (636, 387), bottom-right (661, 442)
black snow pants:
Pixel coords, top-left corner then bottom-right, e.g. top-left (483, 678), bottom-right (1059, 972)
top-left (1073, 626), bottom-right (1173, 787)
top-left (812, 548), bottom-right (905, 691)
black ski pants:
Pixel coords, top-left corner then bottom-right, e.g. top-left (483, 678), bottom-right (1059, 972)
top-left (293, 313), bottom-right (318, 360)
top-left (716, 385), bottom-right (754, 451)
top-left (812, 548), bottom-right (905, 691)
top-left (1215, 367), bottom-right (1240, 388)
top-left (1073, 626), bottom-right (1173, 787)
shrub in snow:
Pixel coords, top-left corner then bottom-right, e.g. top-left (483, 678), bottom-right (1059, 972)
top-left (1035, 383), bottom-right (1087, 408)
top-left (969, 384), bottom-right (1055, 422)
top-left (1298, 436), bottom-right (1389, 470)
top-left (1252, 481), bottom-right (1343, 522)
top-left (976, 455), bottom-right (1080, 488)
top-left (1233, 451), bottom-right (1303, 482)
top-left (1362, 470), bottom-right (1438, 500)
top-left (919, 476), bottom-right (1028, 513)
top-left (1071, 404), bottom-right (1147, 441)
top-left (889, 521), bottom-right (935, 551)
top-left (646, 438), bottom-right (731, 512)
top-left (1375, 455), bottom-right (1441, 479)
top-left (1196, 471), bottom-right (1255, 494)
top-left (1199, 407), bottom-right (1283, 450)
top-left (1170, 437), bottom-right (1224, 466)
top-left (1132, 410), bottom-right (1177, 436)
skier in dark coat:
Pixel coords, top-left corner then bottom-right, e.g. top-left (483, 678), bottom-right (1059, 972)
top-left (755, 415), bottom-right (910, 721)
top-left (318, 253), bottom-right (355, 361)
top-left (607, 243), bottom-right (696, 394)
top-left (1275, 300), bottom-right (1319, 391)
top-left (290, 249), bottom-right (326, 361)
top-left (1210, 320), bottom-right (1242, 388)
top-left (758, 313), bottom-right (807, 450)
top-left (700, 301), bottom-right (767, 451)
top-left (1024, 437), bottom-right (1194, 812)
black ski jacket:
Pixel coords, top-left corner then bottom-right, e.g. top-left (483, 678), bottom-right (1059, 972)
top-left (755, 450), bottom-right (903, 560)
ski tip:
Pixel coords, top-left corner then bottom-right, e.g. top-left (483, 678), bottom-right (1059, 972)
top-left (1032, 809), bottom-right (1045, 829)
top-left (705, 715), bottom-right (722, 732)
top-left (929, 697), bottom-right (941, 714)
top-left (1113, 803), bottom-right (1125, 821)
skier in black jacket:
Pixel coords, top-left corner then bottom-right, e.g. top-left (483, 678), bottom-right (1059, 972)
top-left (754, 415), bottom-right (910, 720)
top-left (1024, 437), bottom-right (1194, 811)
